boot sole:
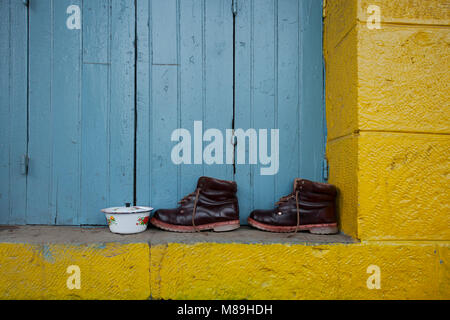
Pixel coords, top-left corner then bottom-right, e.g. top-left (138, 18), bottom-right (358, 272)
top-left (247, 218), bottom-right (338, 234)
top-left (150, 218), bottom-right (240, 233)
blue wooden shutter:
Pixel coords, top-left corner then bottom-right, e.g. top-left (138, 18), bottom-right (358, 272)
top-left (12, 0), bottom-right (135, 225)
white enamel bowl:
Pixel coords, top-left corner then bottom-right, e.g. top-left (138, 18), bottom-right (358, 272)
top-left (101, 206), bottom-right (153, 234)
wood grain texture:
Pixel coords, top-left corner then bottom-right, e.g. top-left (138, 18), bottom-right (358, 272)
top-left (0, 0), bottom-right (28, 225)
top-left (25, 0), bottom-right (134, 225)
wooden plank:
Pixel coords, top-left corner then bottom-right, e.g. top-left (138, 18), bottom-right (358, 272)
top-left (150, 0), bottom-right (179, 209)
top-left (0, 1), bottom-right (25, 224)
top-left (203, 0), bottom-right (234, 181)
top-left (151, 0), bottom-right (177, 65)
top-left (234, 0), bottom-right (254, 224)
top-left (298, 0), bottom-right (326, 182)
top-left (82, 0), bottom-right (109, 64)
top-left (27, 0), bottom-right (53, 224)
top-left (150, 65), bottom-right (179, 209)
top-left (80, 0), bottom-right (111, 224)
top-left (51, 0), bottom-right (82, 225)
top-left (136, 0), bottom-right (151, 206)
top-left (251, 0), bottom-right (276, 214)
top-left (80, 63), bottom-right (109, 225)
top-left (275, 0), bottom-right (300, 202)
top-left (179, 0), bottom-right (204, 197)
top-left (109, 0), bottom-right (135, 207)
top-left (0, 0), bottom-right (10, 224)
top-left (8, 0), bottom-right (28, 224)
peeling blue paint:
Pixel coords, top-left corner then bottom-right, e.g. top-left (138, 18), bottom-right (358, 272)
top-left (42, 245), bottom-right (54, 263)
top-left (90, 243), bottom-right (107, 250)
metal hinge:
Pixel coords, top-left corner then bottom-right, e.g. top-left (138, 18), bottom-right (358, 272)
top-left (322, 158), bottom-right (329, 181)
top-left (232, 0), bottom-right (238, 16)
top-left (21, 154), bottom-right (29, 175)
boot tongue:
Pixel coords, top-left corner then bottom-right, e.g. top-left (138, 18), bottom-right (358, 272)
top-left (196, 176), bottom-right (209, 189)
top-left (293, 178), bottom-right (303, 192)
top-left (294, 178), bottom-right (337, 195)
top-left (196, 176), bottom-right (237, 193)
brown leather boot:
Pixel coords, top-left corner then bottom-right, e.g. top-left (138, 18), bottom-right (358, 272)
top-left (150, 176), bottom-right (240, 232)
top-left (248, 179), bottom-right (338, 234)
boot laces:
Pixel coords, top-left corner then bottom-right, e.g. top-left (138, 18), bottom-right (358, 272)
top-left (178, 188), bottom-right (201, 232)
top-left (276, 190), bottom-right (301, 235)
top-left (178, 192), bottom-right (196, 204)
top-left (275, 192), bottom-right (296, 205)
top-left (192, 188), bottom-right (201, 232)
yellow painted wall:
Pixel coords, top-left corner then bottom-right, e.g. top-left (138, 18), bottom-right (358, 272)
top-left (325, 0), bottom-right (450, 240)
top-left (0, 241), bottom-right (448, 300)
top-left (0, 243), bottom-right (150, 300)
top-left (150, 242), bottom-right (448, 300)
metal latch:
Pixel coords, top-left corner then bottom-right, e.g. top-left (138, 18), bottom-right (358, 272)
top-left (323, 158), bottom-right (329, 181)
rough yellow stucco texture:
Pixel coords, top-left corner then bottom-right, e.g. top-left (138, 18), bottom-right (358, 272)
top-left (149, 242), bottom-right (448, 300)
top-left (0, 241), bottom-right (448, 300)
top-left (324, 26), bottom-right (358, 140)
top-left (325, 0), bottom-right (450, 138)
top-left (327, 134), bottom-right (359, 238)
top-left (358, 132), bottom-right (450, 240)
top-left (0, 243), bottom-right (150, 300)
top-left (358, 25), bottom-right (450, 133)
top-left (324, 0), bottom-right (358, 52)
top-left (325, 0), bottom-right (450, 240)
top-left (358, 0), bottom-right (450, 25)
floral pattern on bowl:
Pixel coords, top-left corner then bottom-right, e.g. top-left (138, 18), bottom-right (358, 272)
top-left (137, 216), bottom-right (149, 226)
top-left (107, 216), bottom-right (117, 226)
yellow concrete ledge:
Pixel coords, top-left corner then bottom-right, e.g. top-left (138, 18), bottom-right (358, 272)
top-left (1, 240), bottom-right (448, 300)
top-left (0, 243), bottom-right (150, 300)
top-left (151, 241), bottom-right (449, 300)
